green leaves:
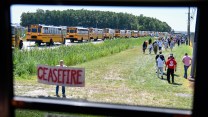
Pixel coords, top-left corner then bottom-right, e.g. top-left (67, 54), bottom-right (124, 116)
top-left (13, 37), bottom-right (148, 77)
top-left (20, 9), bottom-right (171, 32)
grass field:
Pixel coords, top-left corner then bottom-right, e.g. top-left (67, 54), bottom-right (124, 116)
top-left (13, 37), bottom-right (146, 78)
top-left (15, 38), bottom-right (194, 116)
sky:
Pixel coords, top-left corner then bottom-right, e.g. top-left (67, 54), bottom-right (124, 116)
top-left (10, 5), bottom-right (197, 32)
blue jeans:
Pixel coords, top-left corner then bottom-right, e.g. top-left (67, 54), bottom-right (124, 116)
top-left (56, 85), bottom-right (65, 95)
top-left (184, 65), bottom-right (189, 78)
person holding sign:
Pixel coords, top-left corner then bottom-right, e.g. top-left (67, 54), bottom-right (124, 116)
top-left (56, 60), bottom-right (67, 98)
top-left (37, 60), bottom-right (85, 97)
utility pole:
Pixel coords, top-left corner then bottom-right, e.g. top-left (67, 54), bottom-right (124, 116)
top-left (189, 8), bottom-right (198, 81)
top-left (187, 7), bottom-right (191, 46)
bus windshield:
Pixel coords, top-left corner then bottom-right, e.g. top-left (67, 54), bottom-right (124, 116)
top-left (32, 28), bottom-right (37, 33)
top-left (69, 30), bottom-right (76, 33)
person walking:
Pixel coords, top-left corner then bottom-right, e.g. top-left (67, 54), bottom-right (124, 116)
top-left (142, 41), bottom-right (147, 54)
top-left (168, 38), bottom-right (171, 47)
top-left (157, 38), bottom-right (163, 51)
top-left (148, 42), bottom-right (153, 54)
top-left (148, 38), bottom-right (152, 45)
top-left (170, 39), bottom-right (175, 52)
top-left (56, 60), bottom-right (67, 98)
top-left (164, 39), bottom-right (169, 51)
top-left (155, 51), bottom-right (165, 73)
top-left (165, 54), bottom-right (177, 84)
top-left (153, 40), bottom-right (158, 55)
top-left (182, 53), bottom-right (192, 79)
top-left (168, 53), bottom-right (175, 60)
top-left (157, 54), bottom-right (165, 79)
top-left (177, 38), bottom-right (180, 47)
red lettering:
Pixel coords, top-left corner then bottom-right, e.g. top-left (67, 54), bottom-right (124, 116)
top-left (48, 68), bottom-right (53, 82)
top-left (53, 69), bottom-right (58, 83)
top-left (62, 69), bottom-right (67, 84)
top-left (38, 65), bottom-right (84, 87)
top-left (66, 70), bottom-right (71, 84)
top-left (38, 66), bottom-right (44, 80)
top-left (76, 70), bottom-right (82, 84)
top-left (71, 70), bottom-right (77, 84)
top-left (58, 69), bottom-right (63, 83)
top-left (43, 67), bottom-right (48, 81)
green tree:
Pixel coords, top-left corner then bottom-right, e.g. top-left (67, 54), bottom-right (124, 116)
top-left (20, 9), bottom-right (172, 32)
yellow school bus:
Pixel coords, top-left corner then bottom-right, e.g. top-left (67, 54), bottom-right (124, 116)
top-left (11, 25), bottom-right (23, 49)
top-left (120, 30), bottom-right (126, 38)
top-left (66, 27), bottom-right (89, 43)
top-left (26, 24), bottom-right (66, 46)
top-left (114, 29), bottom-right (120, 38)
top-left (89, 28), bottom-right (101, 41)
top-left (131, 30), bottom-right (139, 38)
top-left (97, 29), bottom-right (104, 40)
top-left (125, 30), bottom-right (131, 38)
top-left (103, 28), bottom-right (115, 39)
top-left (89, 28), bottom-right (104, 41)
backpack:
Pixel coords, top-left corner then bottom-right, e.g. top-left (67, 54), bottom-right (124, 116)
top-left (160, 55), bottom-right (165, 61)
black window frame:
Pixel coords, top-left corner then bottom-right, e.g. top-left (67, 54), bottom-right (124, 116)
top-left (28, 28), bottom-right (31, 33)
top-left (38, 27), bottom-right (41, 33)
top-left (0, 0), bottom-right (208, 117)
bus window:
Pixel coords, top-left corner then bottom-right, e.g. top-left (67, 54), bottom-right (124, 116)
top-left (70, 30), bottom-right (76, 33)
top-left (32, 28), bottom-right (37, 33)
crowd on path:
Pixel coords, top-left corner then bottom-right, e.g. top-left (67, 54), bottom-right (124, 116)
top-left (142, 34), bottom-right (187, 55)
top-left (142, 35), bottom-right (192, 84)
top-left (54, 35), bottom-right (190, 97)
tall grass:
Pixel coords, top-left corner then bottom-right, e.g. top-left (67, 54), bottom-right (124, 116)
top-left (13, 37), bottom-right (150, 78)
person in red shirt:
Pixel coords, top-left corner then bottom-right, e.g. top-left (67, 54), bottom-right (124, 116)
top-left (167, 53), bottom-right (175, 60)
top-left (165, 54), bottom-right (177, 84)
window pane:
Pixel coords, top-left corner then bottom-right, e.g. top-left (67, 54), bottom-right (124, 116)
top-left (11, 4), bottom-right (196, 110)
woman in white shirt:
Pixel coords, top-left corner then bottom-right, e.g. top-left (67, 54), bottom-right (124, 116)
top-left (157, 55), bottom-right (165, 79)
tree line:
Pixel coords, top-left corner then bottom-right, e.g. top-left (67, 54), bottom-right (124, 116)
top-left (20, 9), bottom-right (172, 32)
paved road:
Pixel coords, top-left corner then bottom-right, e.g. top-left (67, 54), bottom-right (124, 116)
top-left (21, 39), bottom-right (104, 50)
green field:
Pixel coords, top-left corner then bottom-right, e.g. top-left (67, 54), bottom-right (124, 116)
top-left (15, 37), bottom-right (194, 116)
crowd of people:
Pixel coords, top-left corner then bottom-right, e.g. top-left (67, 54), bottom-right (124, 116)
top-left (142, 35), bottom-right (192, 84)
top-left (142, 35), bottom-right (186, 55)
top-left (54, 35), bottom-right (191, 98)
